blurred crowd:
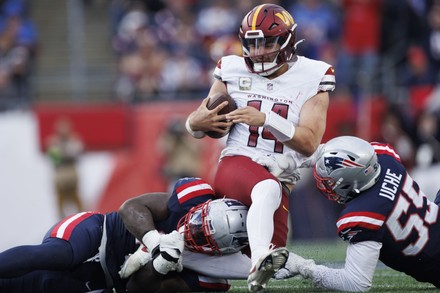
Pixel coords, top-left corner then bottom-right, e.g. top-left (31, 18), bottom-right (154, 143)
top-left (0, 0), bottom-right (37, 110)
top-left (0, 0), bottom-right (439, 171)
top-left (108, 0), bottom-right (440, 170)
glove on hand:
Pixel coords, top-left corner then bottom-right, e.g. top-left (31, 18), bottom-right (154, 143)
top-left (153, 230), bottom-right (184, 275)
top-left (284, 251), bottom-right (316, 279)
top-left (253, 153), bottom-right (297, 180)
top-left (273, 267), bottom-right (295, 280)
top-left (119, 244), bottom-right (152, 279)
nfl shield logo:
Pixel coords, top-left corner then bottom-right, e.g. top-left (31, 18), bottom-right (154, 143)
top-left (267, 83), bottom-right (273, 91)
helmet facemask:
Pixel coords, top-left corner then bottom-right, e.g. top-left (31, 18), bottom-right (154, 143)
top-left (238, 4), bottom-right (298, 77)
top-left (313, 136), bottom-right (382, 205)
top-left (177, 199), bottom-right (248, 255)
top-left (241, 28), bottom-right (295, 76)
top-left (313, 166), bottom-right (361, 204)
top-left (177, 200), bottom-right (219, 255)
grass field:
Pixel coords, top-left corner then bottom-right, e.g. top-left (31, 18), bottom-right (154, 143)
top-left (228, 240), bottom-right (437, 293)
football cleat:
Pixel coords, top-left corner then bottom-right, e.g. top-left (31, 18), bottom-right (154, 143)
top-left (247, 247), bottom-right (289, 292)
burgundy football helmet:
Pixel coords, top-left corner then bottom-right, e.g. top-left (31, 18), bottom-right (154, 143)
top-left (239, 4), bottom-right (299, 76)
top-left (177, 198), bottom-right (248, 255)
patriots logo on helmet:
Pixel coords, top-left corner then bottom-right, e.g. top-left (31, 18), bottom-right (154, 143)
top-left (324, 156), bottom-right (365, 175)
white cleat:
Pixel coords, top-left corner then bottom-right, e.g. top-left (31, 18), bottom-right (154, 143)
top-left (247, 247), bottom-right (289, 292)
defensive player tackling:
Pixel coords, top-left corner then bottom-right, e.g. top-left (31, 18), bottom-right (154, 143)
top-left (279, 136), bottom-right (440, 291)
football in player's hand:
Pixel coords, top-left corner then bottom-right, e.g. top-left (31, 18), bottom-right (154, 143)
top-left (205, 93), bottom-right (237, 139)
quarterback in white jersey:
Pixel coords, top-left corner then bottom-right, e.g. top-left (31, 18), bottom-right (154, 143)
top-left (216, 54), bottom-right (334, 182)
top-left (186, 4), bottom-right (335, 292)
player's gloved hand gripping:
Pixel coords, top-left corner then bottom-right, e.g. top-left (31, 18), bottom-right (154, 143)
top-left (274, 251), bottom-right (316, 280)
top-left (119, 230), bottom-right (184, 278)
top-left (119, 244), bottom-right (152, 279)
top-left (152, 230), bottom-right (185, 275)
top-left (119, 228), bottom-right (161, 278)
top-left (253, 153), bottom-right (297, 180)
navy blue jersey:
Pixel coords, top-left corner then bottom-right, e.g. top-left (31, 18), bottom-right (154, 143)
top-left (0, 177), bottom-right (227, 293)
top-left (155, 177), bottom-right (216, 233)
top-left (337, 143), bottom-right (440, 286)
top-left (103, 177), bottom-right (218, 291)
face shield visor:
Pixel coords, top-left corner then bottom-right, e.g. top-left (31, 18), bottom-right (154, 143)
top-left (177, 200), bottom-right (219, 255)
top-left (241, 30), bottom-right (287, 75)
top-left (313, 166), bottom-right (343, 203)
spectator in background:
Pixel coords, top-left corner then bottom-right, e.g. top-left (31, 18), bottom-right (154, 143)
top-left (158, 47), bottom-right (207, 99)
top-left (288, 0), bottom-right (340, 64)
top-left (153, 0), bottom-right (210, 99)
top-left (0, 0), bottom-right (37, 109)
top-left (336, 0), bottom-right (382, 102)
top-left (113, 25), bottom-right (168, 102)
top-left (414, 110), bottom-right (440, 167)
top-left (112, 3), bottom-right (162, 102)
top-left (112, 4), bottom-right (149, 58)
top-left (379, 107), bottom-right (415, 170)
top-left (401, 45), bottom-right (437, 120)
top-left (194, 0), bottom-right (240, 40)
top-left (46, 117), bottom-right (84, 219)
top-left (428, 0), bottom-right (440, 76)
top-left (403, 45), bottom-right (437, 88)
top-left (380, 0), bottom-right (430, 102)
top-left (157, 117), bottom-right (202, 191)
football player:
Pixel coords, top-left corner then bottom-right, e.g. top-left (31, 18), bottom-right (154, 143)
top-left (280, 136), bottom-right (440, 291)
top-left (185, 3), bottom-right (335, 291)
top-left (0, 177), bottom-right (249, 293)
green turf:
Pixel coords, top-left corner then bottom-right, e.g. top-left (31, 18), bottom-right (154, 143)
top-left (228, 240), bottom-right (437, 292)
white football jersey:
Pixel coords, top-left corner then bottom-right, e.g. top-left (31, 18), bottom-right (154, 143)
top-left (214, 55), bottom-right (335, 161)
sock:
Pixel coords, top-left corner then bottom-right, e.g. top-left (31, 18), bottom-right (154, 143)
top-left (247, 179), bottom-right (282, 267)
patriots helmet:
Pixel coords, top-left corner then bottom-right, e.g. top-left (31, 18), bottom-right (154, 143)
top-left (314, 136), bottom-right (381, 204)
top-left (177, 198), bottom-right (248, 255)
top-left (239, 4), bottom-right (300, 76)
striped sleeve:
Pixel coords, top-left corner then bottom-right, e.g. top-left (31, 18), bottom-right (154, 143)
top-left (175, 178), bottom-right (215, 204)
top-left (371, 142), bottom-right (401, 161)
top-left (318, 66), bottom-right (336, 92)
top-left (337, 211), bottom-right (386, 242)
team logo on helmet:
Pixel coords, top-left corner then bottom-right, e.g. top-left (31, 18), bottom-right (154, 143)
top-left (324, 156), bottom-right (365, 175)
top-left (275, 11), bottom-right (294, 26)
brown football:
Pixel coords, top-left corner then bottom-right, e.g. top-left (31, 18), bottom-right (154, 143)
top-left (205, 93), bottom-right (237, 139)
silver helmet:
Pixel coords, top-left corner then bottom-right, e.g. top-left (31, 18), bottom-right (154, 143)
top-left (314, 136), bottom-right (381, 204)
top-left (177, 198), bottom-right (248, 255)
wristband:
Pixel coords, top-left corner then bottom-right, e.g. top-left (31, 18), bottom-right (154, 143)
top-left (142, 230), bottom-right (160, 255)
top-left (185, 117), bottom-right (206, 139)
top-left (263, 111), bottom-right (296, 142)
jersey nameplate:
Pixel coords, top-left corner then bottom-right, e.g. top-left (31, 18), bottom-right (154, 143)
top-left (379, 168), bottom-right (402, 201)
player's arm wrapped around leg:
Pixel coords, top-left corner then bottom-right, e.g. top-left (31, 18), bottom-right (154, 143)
top-left (119, 244), bottom-right (152, 279)
top-left (253, 153), bottom-right (298, 184)
top-left (277, 243), bottom-right (378, 292)
top-left (152, 230), bottom-right (184, 275)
